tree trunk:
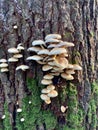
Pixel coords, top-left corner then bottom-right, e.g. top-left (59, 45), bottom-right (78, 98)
top-left (0, 0), bottom-right (98, 130)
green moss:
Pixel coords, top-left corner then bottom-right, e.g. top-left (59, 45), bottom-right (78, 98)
top-left (3, 102), bottom-right (12, 130)
top-left (15, 78), bottom-right (57, 130)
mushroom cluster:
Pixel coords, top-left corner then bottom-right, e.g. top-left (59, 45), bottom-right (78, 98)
top-left (27, 34), bottom-right (82, 104)
top-left (0, 59), bottom-right (8, 72)
top-left (7, 44), bottom-right (29, 71)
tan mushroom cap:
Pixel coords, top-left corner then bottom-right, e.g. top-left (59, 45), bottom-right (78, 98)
top-left (48, 90), bottom-right (58, 98)
top-left (0, 63), bottom-right (8, 68)
top-left (13, 54), bottom-right (23, 58)
top-left (48, 61), bottom-right (56, 66)
top-left (16, 65), bottom-right (29, 71)
top-left (47, 44), bottom-right (58, 49)
top-left (61, 73), bottom-right (74, 80)
top-left (73, 64), bottom-right (82, 70)
top-left (8, 57), bottom-right (18, 62)
top-left (8, 48), bottom-right (19, 53)
top-left (41, 79), bottom-right (52, 85)
top-left (47, 84), bottom-right (55, 90)
top-left (54, 57), bottom-right (68, 69)
top-left (43, 74), bottom-right (54, 80)
top-left (42, 65), bottom-right (53, 71)
top-left (36, 60), bottom-right (46, 65)
top-left (0, 59), bottom-right (7, 63)
top-left (58, 41), bottom-right (74, 47)
top-left (27, 47), bottom-right (41, 52)
top-left (17, 46), bottom-right (24, 51)
top-left (32, 40), bottom-right (45, 46)
top-left (41, 88), bottom-right (51, 94)
top-left (45, 99), bottom-right (51, 104)
top-left (67, 64), bottom-right (74, 69)
top-left (49, 48), bottom-right (67, 55)
top-left (37, 49), bottom-right (49, 55)
top-left (61, 106), bottom-right (68, 113)
top-left (40, 94), bottom-right (50, 101)
top-left (45, 34), bottom-right (61, 40)
top-left (1, 68), bottom-right (9, 72)
top-left (45, 38), bottom-right (61, 44)
top-left (65, 69), bottom-right (75, 74)
top-left (26, 55), bottom-right (43, 61)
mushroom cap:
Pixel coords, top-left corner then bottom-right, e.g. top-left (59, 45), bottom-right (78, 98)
top-left (45, 38), bottom-right (60, 44)
top-left (42, 65), bottom-right (53, 71)
top-left (61, 73), bottom-right (74, 80)
top-left (32, 40), bottom-right (45, 46)
top-left (27, 47), bottom-right (41, 52)
top-left (26, 55), bottom-right (43, 61)
top-left (67, 64), bottom-right (74, 69)
top-left (47, 85), bottom-right (55, 90)
top-left (8, 57), bottom-right (18, 62)
top-left (41, 88), bottom-right (51, 94)
top-left (36, 60), bottom-right (46, 65)
top-left (1, 68), bottom-right (9, 72)
top-left (41, 79), bottom-right (52, 85)
top-left (16, 65), bottom-right (29, 71)
top-left (0, 63), bottom-right (8, 68)
top-left (54, 57), bottom-right (68, 69)
top-left (51, 72), bottom-right (60, 76)
top-left (49, 48), bottom-right (67, 55)
top-left (66, 69), bottom-right (75, 74)
top-left (17, 46), bottom-right (24, 51)
top-left (37, 49), bottom-right (49, 55)
top-left (73, 64), bottom-right (82, 70)
top-left (8, 48), bottom-right (19, 53)
top-left (48, 90), bottom-right (58, 98)
top-left (45, 34), bottom-right (61, 40)
top-left (47, 44), bottom-right (58, 49)
top-left (45, 99), bottom-right (51, 104)
top-left (40, 94), bottom-right (50, 101)
top-left (61, 106), bottom-right (68, 113)
top-left (58, 41), bottom-right (74, 47)
top-left (0, 59), bottom-right (7, 63)
top-left (13, 54), bottom-right (23, 58)
top-left (43, 74), bottom-right (54, 80)
top-left (48, 61), bottom-right (56, 66)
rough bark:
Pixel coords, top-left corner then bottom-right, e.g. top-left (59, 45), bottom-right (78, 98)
top-left (0, 0), bottom-right (98, 130)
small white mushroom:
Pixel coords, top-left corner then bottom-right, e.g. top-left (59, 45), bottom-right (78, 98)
top-left (13, 54), bottom-right (23, 58)
top-left (8, 57), bottom-right (18, 62)
top-left (66, 69), bottom-right (75, 74)
top-left (73, 64), bottom-right (82, 70)
top-left (58, 41), bottom-right (74, 47)
top-left (48, 90), bottom-right (58, 98)
top-left (1, 115), bottom-right (5, 119)
top-left (37, 49), bottom-right (49, 55)
top-left (0, 59), bottom-right (7, 63)
top-left (43, 74), bottom-right (54, 80)
top-left (27, 47), bottom-right (41, 52)
top-left (47, 85), bottom-right (55, 91)
top-left (42, 65), bottom-right (53, 71)
top-left (45, 99), bottom-right (51, 104)
top-left (61, 73), bottom-right (74, 80)
top-left (1, 68), bottom-right (9, 72)
top-left (20, 118), bottom-right (25, 122)
top-left (13, 25), bottom-right (18, 29)
top-left (45, 38), bottom-right (61, 44)
top-left (17, 46), bottom-right (24, 51)
top-left (61, 106), bottom-right (68, 113)
top-left (16, 65), bottom-right (29, 71)
top-left (8, 48), bottom-right (19, 53)
top-left (32, 40), bottom-right (45, 46)
top-left (17, 108), bottom-right (22, 113)
top-left (49, 48), bottom-right (67, 55)
top-left (40, 94), bottom-right (50, 101)
top-left (41, 88), bottom-right (51, 94)
top-left (45, 34), bottom-right (61, 40)
top-left (0, 63), bottom-right (8, 68)
top-left (26, 55), bottom-right (43, 61)
top-left (41, 79), bottom-right (52, 85)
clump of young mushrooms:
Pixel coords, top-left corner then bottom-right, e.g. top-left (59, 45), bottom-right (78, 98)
top-left (27, 34), bottom-right (82, 104)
